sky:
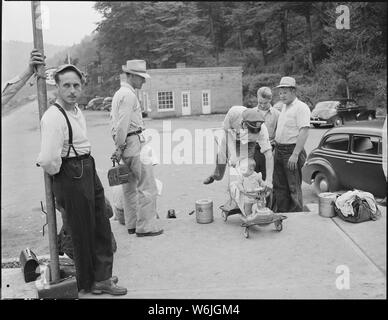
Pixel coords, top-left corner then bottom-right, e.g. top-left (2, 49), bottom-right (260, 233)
top-left (2, 0), bottom-right (102, 46)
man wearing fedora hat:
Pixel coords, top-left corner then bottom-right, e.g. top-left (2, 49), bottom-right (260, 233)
top-left (273, 76), bottom-right (311, 212)
top-left (110, 60), bottom-right (163, 237)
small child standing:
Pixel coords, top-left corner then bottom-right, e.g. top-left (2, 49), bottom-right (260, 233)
top-left (236, 158), bottom-right (265, 216)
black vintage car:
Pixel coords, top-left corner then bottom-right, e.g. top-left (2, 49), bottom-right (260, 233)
top-left (302, 120), bottom-right (386, 198)
top-left (310, 98), bottom-right (376, 128)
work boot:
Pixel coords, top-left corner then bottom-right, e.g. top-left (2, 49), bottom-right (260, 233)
top-left (91, 278), bottom-right (127, 296)
top-left (136, 229), bottom-right (164, 237)
top-left (127, 228), bottom-right (136, 234)
top-left (203, 176), bottom-right (215, 185)
top-left (111, 276), bottom-right (118, 284)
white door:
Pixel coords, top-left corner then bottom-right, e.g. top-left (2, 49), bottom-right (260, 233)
top-left (181, 91), bottom-right (191, 116)
top-left (202, 90), bottom-right (211, 114)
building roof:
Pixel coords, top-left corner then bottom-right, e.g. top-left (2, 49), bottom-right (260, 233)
top-left (147, 66), bottom-right (242, 75)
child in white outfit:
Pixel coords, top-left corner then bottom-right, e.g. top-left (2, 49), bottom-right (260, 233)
top-left (236, 158), bottom-right (265, 216)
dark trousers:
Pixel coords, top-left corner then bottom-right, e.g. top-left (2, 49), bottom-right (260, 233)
top-left (253, 144), bottom-right (267, 180)
top-left (272, 144), bottom-right (306, 213)
top-left (53, 156), bottom-right (113, 291)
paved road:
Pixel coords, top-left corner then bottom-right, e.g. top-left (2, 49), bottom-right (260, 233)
top-left (1, 102), bottom-right (326, 259)
top-left (2, 102), bottom-right (386, 300)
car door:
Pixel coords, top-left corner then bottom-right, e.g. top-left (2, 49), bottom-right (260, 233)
top-left (346, 134), bottom-right (385, 197)
top-left (318, 133), bottom-right (351, 187)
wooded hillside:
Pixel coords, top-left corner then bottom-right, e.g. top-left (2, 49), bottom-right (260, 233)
top-left (49, 2), bottom-right (387, 115)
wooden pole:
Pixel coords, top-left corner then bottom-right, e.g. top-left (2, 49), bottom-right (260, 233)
top-left (31, 1), bottom-right (60, 282)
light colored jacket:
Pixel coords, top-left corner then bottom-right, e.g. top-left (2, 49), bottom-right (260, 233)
top-left (110, 81), bottom-right (144, 148)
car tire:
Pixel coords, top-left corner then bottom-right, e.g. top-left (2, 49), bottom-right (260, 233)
top-left (313, 124), bottom-right (320, 128)
top-left (333, 117), bottom-right (343, 127)
top-left (313, 172), bottom-right (330, 195)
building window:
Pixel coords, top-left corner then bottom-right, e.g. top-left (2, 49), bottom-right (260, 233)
top-left (157, 91), bottom-right (174, 111)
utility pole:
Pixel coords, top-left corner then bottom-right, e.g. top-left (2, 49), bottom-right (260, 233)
top-left (31, 0), bottom-right (60, 282)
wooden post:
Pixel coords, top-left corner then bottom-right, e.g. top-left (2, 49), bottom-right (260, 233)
top-left (31, 1), bottom-right (60, 282)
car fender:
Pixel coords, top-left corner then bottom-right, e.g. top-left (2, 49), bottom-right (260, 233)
top-left (302, 157), bottom-right (339, 189)
top-left (356, 109), bottom-right (376, 120)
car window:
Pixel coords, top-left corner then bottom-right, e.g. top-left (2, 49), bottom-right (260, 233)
top-left (314, 101), bottom-right (338, 110)
top-left (352, 135), bottom-right (381, 155)
top-left (321, 134), bottom-right (349, 152)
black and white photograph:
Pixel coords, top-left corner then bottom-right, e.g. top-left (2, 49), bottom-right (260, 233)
top-left (1, 0), bottom-right (387, 307)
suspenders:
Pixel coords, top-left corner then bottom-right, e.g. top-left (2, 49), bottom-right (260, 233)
top-left (54, 103), bottom-right (79, 158)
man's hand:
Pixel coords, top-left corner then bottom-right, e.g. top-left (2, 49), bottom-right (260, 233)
top-left (29, 49), bottom-right (45, 72)
top-left (111, 148), bottom-right (123, 165)
top-left (288, 153), bottom-right (299, 171)
top-left (262, 180), bottom-right (273, 197)
top-left (229, 155), bottom-right (238, 167)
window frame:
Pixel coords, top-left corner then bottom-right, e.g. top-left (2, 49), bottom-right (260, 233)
top-left (157, 91), bottom-right (175, 112)
top-left (350, 134), bottom-right (382, 156)
top-left (320, 133), bottom-right (350, 153)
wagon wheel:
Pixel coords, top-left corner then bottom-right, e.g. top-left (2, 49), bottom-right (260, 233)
top-left (244, 227), bottom-right (249, 238)
top-left (221, 211), bottom-right (227, 222)
top-left (275, 221), bottom-right (283, 232)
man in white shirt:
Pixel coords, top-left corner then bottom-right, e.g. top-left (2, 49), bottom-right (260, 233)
top-left (273, 76), bottom-right (311, 212)
top-left (110, 60), bottom-right (163, 237)
top-left (2, 49), bottom-right (45, 106)
top-left (36, 64), bottom-right (127, 296)
top-left (252, 87), bottom-right (280, 179)
top-left (203, 106), bottom-right (274, 192)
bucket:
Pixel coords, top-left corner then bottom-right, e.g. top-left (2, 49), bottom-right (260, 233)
top-left (318, 192), bottom-right (337, 218)
top-left (195, 199), bottom-right (214, 224)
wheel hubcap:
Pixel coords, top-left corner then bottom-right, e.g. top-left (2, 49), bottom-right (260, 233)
top-left (319, 180), bottom-right (329, 192)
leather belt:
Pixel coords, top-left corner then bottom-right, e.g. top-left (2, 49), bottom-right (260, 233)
top-left (127, 129), bottom-right (143, 137)
top-left (63, 153), bottom-right (91, 161)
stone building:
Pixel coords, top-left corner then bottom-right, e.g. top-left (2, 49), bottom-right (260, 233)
top-left (136, 64), bottom-right (243, 118)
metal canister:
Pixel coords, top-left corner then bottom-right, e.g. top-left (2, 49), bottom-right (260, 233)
top-left (318, 192), bottom-right (337, 218)
top-left (195, 199), bottom-right (214, 224)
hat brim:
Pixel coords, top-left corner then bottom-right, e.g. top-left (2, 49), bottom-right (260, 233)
top-left (276, 84), bottom-right (295, 88)
top-left (122, 66), bottom-right (151, 79)
top-left (54, 64), bottom-right (84, 81)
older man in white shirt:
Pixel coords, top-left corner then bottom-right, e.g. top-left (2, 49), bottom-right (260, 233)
top-left (110, 59), bottom-right (163, 237)
top-left (36, 64), bottom-right (126, 296)
top-left (273, 76), bottom-right (311, 212)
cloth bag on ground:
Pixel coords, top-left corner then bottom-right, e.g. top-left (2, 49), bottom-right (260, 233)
top-left (334, 190), bottom-right (381, 223)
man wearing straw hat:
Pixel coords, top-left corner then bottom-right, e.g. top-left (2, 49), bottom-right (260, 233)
top-left (273, 76), bottom-right (311, 212)
top-left (110, 60), bottom-right (163, 237)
